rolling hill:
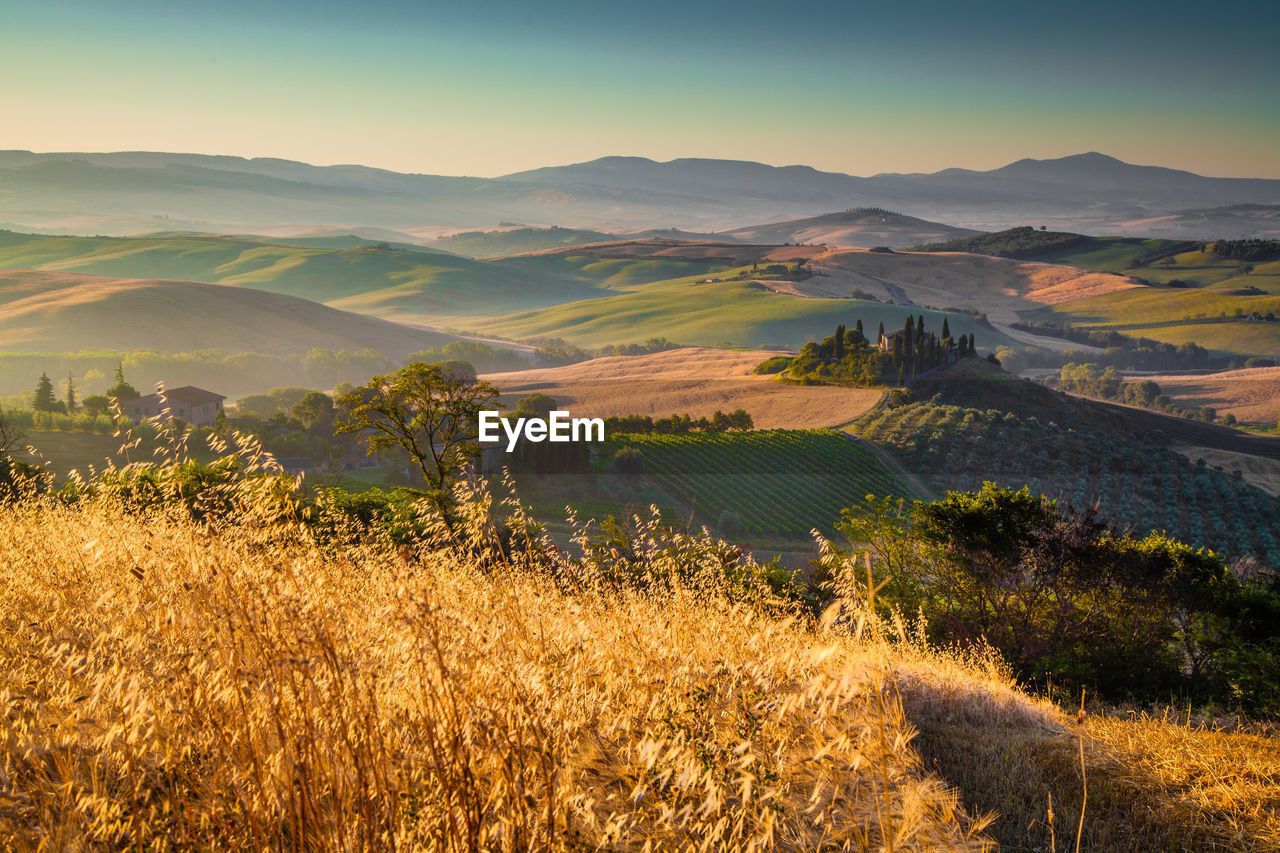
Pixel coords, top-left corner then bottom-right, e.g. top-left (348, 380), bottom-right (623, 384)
top-left (1126, 366), bottom-right (1280, 427)
top-left (466, 268), bottom-right (1018, 351)
top-left (0, 230), bottom-right (599, 322)
top-left (722, 208), bottom-right (982, 248)
top-left (431, 227), bottom-right (615, 258)
top-left (850, 359), bottom-right (1280, 562)
top-left (915, 229), bottom-right (1280, 358)
top-left (0, 269), bottom-right (459, 356)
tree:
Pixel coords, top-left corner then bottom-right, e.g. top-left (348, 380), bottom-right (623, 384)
top-left (64, 373), bottom-right (77, 414)
top-left (515, 392), bottom-right (556, 419)
top-left (33, 373), bottom-right (57, 413)
top-left (107, 362), bottom-right (140, 402)
top-left (81, 395), bottom-right (111, 417)
top-left (0, 410), bottom-right (35, 503)
top-left (291, 391), bottom-right (335, 431)
top-left (0, 411), bottom-right (21, 456)
top-left (335, 362), bottom-right (500, 514)
top-left (940, 318), bottom-right (951, 344)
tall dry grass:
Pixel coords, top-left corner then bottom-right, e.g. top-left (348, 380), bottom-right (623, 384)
top-left (0, 467), bottom-right (1035, 850)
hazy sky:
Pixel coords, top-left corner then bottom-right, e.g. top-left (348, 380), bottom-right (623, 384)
top-left (3, 0), bottom-right (1278, 178)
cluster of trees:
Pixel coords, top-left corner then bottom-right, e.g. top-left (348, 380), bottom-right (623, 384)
top-left (0, 348), bottom-right (408, 402)
top-left (837, 484), bottom-right (1280, 711)
top-left (1010, 323), bottom-right (1215, 368)
top-left (728, 259), bottom-right (811, 281)
top-left (784, 316), bottom-right (976, 386)
top-left (27, 363), bottom-right (142, 418)
top-left (1211, 239), bottom-right (1280, 262)
top-left (604, 409), bottom-right (754, 435)
top-left (406, 341), bottom-right (531, 374)
top-left (1047, 363), bottom-right (1225, 422)
top-left (596, 337), bottom-right (681, 358)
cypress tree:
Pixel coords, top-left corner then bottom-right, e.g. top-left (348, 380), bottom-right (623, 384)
top-left (33, 372), bottom-right (56, 412)
top-left (855, 319), bottom-right (864, 337)
top-left (941, 318), bottom-right (951, 343)
top-left (65, 372), bottom-right (77, 413)
top-left (877, 321), bottom-right (885, 346)
top-left (834, 324), bottom-right (845, 360)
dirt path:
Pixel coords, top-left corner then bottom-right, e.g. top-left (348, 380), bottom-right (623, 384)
top-left (993, 323), bottom-right (1106, 353)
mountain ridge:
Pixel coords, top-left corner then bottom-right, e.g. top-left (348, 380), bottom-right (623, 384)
top-left (3, 150), bottom-right (1278, 237)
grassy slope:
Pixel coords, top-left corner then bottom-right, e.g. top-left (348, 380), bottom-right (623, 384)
top-left (433, 227), bottom-right (614, 258)
top-left (3, 487), bottom-right (1277, 851)
top-left (493, 252), bottom-right (733, 286)
top-left (468, 269), bottom-right (1016, 350)
top-left (0, 269), bottom-right (458, 356)
top-left (0, 231), bottom-right (598, 321)
top-left (14, 429), bottom-right (217, 479)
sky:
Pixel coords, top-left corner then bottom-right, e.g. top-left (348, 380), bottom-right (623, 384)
top-left (2, 0), bottom-right (1278, 178)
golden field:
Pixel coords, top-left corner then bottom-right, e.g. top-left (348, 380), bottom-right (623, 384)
top-left (0, 474), bottom-right (1277, 851)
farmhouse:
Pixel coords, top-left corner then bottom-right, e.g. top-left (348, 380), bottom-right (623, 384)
top-left (876, 328), bottom-right (909, 352)
top-left (124, 386), bottom-right (226, 427)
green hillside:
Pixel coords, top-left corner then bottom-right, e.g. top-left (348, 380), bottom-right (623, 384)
top-left (912, 226), bottom-right (1196, 268)
top-left (0, 230), bottom-right (599, 321)
top-left (434, 227), bottom-right (613, 257)
top-left (493, 252), bottom-right (734, 286)
top-left (467, 269), bottom-right (1017, 350)
top-left (849, 361), bottom-right (1280, 562)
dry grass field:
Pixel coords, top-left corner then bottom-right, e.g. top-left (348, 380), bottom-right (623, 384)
top-left (3, 468), bottom-right (1279, 850)
top-left (483, 347), bottom-right (884, 428)
top-left (1132, 367), bottom-right (1280, 426)
top-left (0, 495), bottom-right (1004, 851)
top-left (804, 250), bottom-right (1141, 322)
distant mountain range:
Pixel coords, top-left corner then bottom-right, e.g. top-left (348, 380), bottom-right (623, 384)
top-left (1, 150), bottom-right (1278, 239)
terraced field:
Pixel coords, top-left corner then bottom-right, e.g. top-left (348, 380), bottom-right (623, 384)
top-left (605, 430), bottom-right (917, 539)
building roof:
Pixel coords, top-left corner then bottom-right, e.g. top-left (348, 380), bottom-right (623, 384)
top-left (130, 386), bottom-right (226, 408)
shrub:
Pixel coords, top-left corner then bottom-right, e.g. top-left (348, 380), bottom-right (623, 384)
top-left (611, 446), bottom-right (645, 475)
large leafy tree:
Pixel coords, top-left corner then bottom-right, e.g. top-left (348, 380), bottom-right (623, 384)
top-left (335, 362), bottom-right (500, 512)
top-left (291, 391), bottom-right (335, 431)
